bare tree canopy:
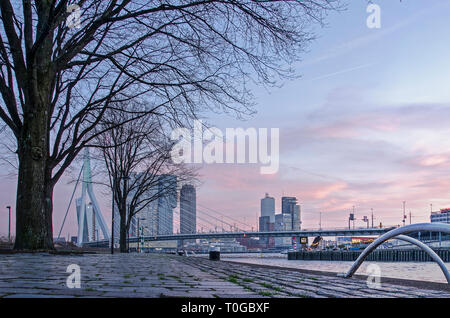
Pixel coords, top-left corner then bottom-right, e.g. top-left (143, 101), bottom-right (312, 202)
top-left (0, 0), bottom-right (339, 250)
top-left (94, 104), bottom-right (197, 252)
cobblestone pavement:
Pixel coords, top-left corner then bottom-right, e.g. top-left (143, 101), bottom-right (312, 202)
top-left (0, 253), bottom-right (449, 298)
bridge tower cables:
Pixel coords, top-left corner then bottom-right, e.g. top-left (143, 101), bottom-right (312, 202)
top-left (76, 148), bottom-right (110, 246)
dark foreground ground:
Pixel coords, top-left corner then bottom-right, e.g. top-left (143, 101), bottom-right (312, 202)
top-left (0, 253), bottom-right (449, 298)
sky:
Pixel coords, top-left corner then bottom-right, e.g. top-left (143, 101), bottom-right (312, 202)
top-left (2, 0), bottom-right (450, 238)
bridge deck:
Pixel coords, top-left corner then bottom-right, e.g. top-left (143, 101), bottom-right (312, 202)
top-left (83, 227), bottom-right (395, 247)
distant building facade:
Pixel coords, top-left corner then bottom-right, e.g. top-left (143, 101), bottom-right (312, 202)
top-left (274, 196), bottom-right (301, 248)
top-left (113, 174), bottom-right (177, 243)
top-left (261, 193), bottom-right (275, 223)
top-left (431, 209), bottom-right (450, 224)
top-left (281, 197), bottom-right (301, 230)
top-left (180, 184), bottom-right (197, 234)
top-left (153, 175), bottom-right (177, 235)
top-left (274, 213), bottom-right (292, 247)
top-left (259, 193), bottom-right (276, 248)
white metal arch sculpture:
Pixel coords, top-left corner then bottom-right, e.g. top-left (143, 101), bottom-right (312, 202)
top-left (339, 223), bottom-right (450, 284)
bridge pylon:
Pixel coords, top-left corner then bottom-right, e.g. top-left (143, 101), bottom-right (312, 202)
top-left (76, 148), bottom-right (110, 246)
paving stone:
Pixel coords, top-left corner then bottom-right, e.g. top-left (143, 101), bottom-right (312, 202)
top-left (1, 253), bottom-right (449, 298)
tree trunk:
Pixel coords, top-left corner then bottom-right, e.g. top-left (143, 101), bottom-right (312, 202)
top-left (119, 210), bottom-right (128, 253)
top-left (13, 15), bottom-right (55, 251)
top-left (14, 121), bottom-right (53, 250)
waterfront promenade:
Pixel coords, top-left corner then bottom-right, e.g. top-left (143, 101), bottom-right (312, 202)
top-left (0, 253), bottom-right (449, 298)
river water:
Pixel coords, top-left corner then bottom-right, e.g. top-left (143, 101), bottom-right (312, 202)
top-left (217, 253), bottom-right (450, 284)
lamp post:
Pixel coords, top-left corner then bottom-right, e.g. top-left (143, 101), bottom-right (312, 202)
top-left (137, 217), bottom-right (140, 253)
top-left (111, 176), bottom-right (116, 254)
top-left (6, 206), bottom-right (11, 242)
top-left (137, 217), bottom-right (146, 253)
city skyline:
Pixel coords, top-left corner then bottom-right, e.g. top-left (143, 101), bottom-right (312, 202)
top-left (3, 0), bottom-right (450, 302)
top-left (2, 1), bottom-right (450, 237)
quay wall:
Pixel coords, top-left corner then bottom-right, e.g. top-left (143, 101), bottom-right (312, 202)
top-left (288, 248), bottom-right (450, 262)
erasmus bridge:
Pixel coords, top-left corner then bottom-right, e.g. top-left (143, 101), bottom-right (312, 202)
top-left (82, 227), bottom-right (394, 248)
top-left (59, 150), bottom-right (396, 248)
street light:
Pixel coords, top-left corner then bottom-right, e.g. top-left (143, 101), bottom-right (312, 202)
top-left (6, 206), bottom-right (11, 242)
top-left (137, 217), bottom-right (146, 253)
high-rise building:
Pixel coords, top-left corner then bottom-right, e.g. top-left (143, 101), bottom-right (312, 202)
top-left (154, 174), bottom-right (177, 235)
top-left (113, 174), bottom-right (177, 242)
top-left (180, 185), bottom-right (196, 234)
top-left (293, 204), bottom-right (301, 230)
top-left (281, 196), bottom-right (301, 230)
top-left (273, 196), bottom-right (301, 248)
top-left (261, 193), bottom-right (275, 223)
top-left (274, 213), bottom-right (292, 247)
top-left (259, 193), bottom-right (275, 248)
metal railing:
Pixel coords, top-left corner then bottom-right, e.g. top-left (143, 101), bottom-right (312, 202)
top-left (339, 223), bottom-right (450, 284)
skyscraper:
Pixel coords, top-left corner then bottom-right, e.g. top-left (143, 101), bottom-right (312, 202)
top-left (180, 184), bottom-right (196, 234)
top-left (282, 196), bottom-right (298, 230)
top-left (261, 193), bottom-right (275, 223)
top-left (156, 175), bottom-right (178, 235)
top-left (113, 174), bottom-right (177, 241)
top-left (260, 193), bottom-right (275, 248)
top-left (275, 196), bottom-right (301, 248)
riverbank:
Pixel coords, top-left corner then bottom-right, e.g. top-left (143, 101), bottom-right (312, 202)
top-left (1, 253), bottom-right (449, 298)
top-left (218, 253), bottom-right (450, 284)
top-left (222, 259), bottom-right (450, 293)
top-left (288, 249), bottom-right (450, 262)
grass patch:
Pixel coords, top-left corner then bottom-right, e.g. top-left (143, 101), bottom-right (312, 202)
top-left (272, 286), bottom-right (283, 292)
top-left (260, 282), bottom-right (273, 289)
top-left (259, 291), bottom-right (273, 296)
top-left (227, 275), bottom-right (240, 284)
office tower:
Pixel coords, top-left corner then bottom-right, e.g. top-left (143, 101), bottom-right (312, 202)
top-left (293, 204), bottom-right (301, 230)
top-left (274, 196), bottom-right (301, 248)
top-left (180, 184), bottom-right (197, 234)
top-left (154, 174), bottom-right (177, 235)
top-left (113, 174), bottom-right (177, 241)
top-left (274, 213), bottom-right (292, 248)
top-left (282, 196), bottom-right (297, 229)
top-left (261, 193), bottom-right (275, 223)
top-left (260, 193), bottom-right (275, 248)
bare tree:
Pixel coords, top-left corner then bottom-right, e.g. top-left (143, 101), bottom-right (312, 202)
top-left (0, 0), bottom-right (339, 250)
top-left (94, 105), bottom-right (196, 252)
